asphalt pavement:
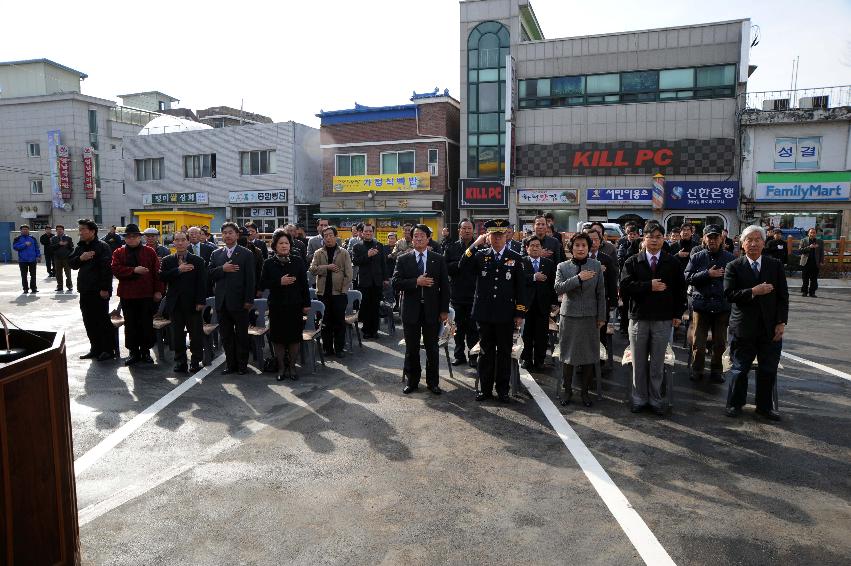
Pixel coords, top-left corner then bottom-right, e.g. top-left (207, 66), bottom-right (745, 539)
top-left (1, 263), bottom-right (848, 565)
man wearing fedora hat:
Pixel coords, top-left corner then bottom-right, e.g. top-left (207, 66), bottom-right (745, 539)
top-left (111, 223), bottom-right (163, 365)
top-left (460, 219), bottom-right (527, 402)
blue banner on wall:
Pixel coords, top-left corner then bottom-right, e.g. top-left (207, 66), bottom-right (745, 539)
top-left (664, 181), bottom-right (739, 210)
top-left (587, 188), bottom-right (653, 206)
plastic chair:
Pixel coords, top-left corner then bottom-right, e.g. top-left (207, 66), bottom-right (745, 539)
top-left (201, 296), bottom-right (219, 367)
top-left (152, 299), bottom-right (172, 358)
top-left (399, 306), bottom-right (456, 383)
top-left (247, 298), bottom-right (269, 366)
top-left (344, 289), bottom-right (362, 352)
top-left (301, 300), bottom-right (325, 373)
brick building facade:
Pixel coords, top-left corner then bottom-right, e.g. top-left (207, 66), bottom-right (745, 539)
top-left (317, 90), bottom-right (460, 241)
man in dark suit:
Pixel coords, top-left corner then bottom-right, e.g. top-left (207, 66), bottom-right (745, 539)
top-left (724, 225), bottom-right (789, 421)
top-left (526, 216), bottom-right (564, 264)
top-left (585, 228), bottom-right (618, 348)
top-left (209, 222), bottom-right (256, 375)
top-left (188, 226), bottom-right (216, 263)
top-left (352, 224), bottom-right (387, 338)
top-left (506, 226), bottom-right (523, 254)
top-left (520, 236), bottom-right (555, 371)
top-left (799, 227), bottom-right (824, 297)
top-left (444, 219), bottom-right (480, 368)
top-left (246, 222), bottom-right (269, 260)
top-left (620, 221), bottom-right (687, 415)
top-left (160, 231), bottom-right (208, 373)
top-left (460, 219), bottom-right (528, 403)
top-left (392, 224), bottom-right (450, 395)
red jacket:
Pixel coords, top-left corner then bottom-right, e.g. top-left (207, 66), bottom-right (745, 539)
top-left (111, 244), bottom-right (164, 299)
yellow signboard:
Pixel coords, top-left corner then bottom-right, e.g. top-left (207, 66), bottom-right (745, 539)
top-left (332, 172), bottom-right (430, 193)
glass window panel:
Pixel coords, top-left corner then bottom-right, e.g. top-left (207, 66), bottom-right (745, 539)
top-left (537, 78), bottom-right (551, 97)
top-left (251, 151), bottom-right (260, 175)
top-left (152, 158), bottom-right (161, 180)
top-left (479, 21), bottom-right (499, 34)
top-left (659, 91), bottom-right (678, 99)
top-left (202, 154), bottom-right (211, 177)
top-left (621, 71), bottom-right (658, 92)
top-left (381, 153), bottom-right (397, 174)
top-left (241, 152), bottom-right (250, 175)
top-left (468, 134), bottom-right (478, 147)
top-left (479, 68), bottom-right (499, 82)
top-left (145, 159), bottom-right (153, 180)
top-left (136, 160), bottom-right (144, 181)
top-left (568, 96), bottom-right (584, 105)
top-left (479, 82), bottom-right (499, 112)
top-left (468, 84), bottom-right (477, 112)
top-left (604, 95), bottom-right (620, 103)
top-left (499, 68), bottom-right (505, 80)
top-left (499, 134), bottom-right (505, 146)
top-left (351, 154), bottom-right (365, 176)
top-left (696, 65), bottom-right (735, 87)
top-left (268, 150), bottom-right (276, 174)
top-left (537, 99), bottom-right (552, 107)
top-left (500, 47), bottom-right (509, 61)
top-left (552, 76), bottom-right (584, 97)
top-left (677, 90), bottom-right (694, 99)
top-left (468, 147), bottom-right (479, 177)
top-left (479, 113), bottom-right (499, 132)
top-left (468, 70), bottom-right (477, 82)
top-left (479, 134), bottom-right (499, 146)
top-left (398, 151), bottom-right (415, 174)
top-left (467, 29), bottom-right (481, 50)
top-left (659, 68), bottom-right (694, 89)
top-left (587, 74), bottom-right (619, 94)
top-left (722, 65), bottom-right (736, 85)
top-left (184, 156), bottom-right (192, 177)
top-left (336, 155), bottom-right (349, 176)
top-left (500, 82), bottom-right (505, 111)
top-left (519, 99), bottom-right (532, 108)
top-left (497, 27), bottom-right (509, 46)
top-left (468, 114), bottom-right (478, 132)
top-left (468, 50), bottom-right (478, 69)
top-left (428, 149), bottom-right (438, 164)
top-left (478, 147), bottom-right (500, 177)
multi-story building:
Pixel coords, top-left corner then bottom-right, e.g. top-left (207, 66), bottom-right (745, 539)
top-left (460, 0), bottom-right (752, 234)
top-left (0, 59), bottom-right (158, 229)
top-left (121, 119), bottom-right (321, 233)
top-left (740, 86), bottom-right (851, 241)
top-left (316, 89), bottom-right (460, 241)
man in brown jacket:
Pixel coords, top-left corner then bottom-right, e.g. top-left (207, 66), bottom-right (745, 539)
top-left (309, 226), bottom-right (353, 357)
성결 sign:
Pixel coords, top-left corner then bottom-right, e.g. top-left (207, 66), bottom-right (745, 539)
top-left (755, 172), bottom-right (851, 202)
top-left (665, 181), bottom-right (739, 210)
top-left (587, 188), bottom-right (653, 206)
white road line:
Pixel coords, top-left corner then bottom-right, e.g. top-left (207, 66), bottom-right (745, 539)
top-left (519, 370), bottom-right (677, 566)
top-left (74, 353), bottom-right (226, 476)
top-left (781, 352), bottom-right (851, 382)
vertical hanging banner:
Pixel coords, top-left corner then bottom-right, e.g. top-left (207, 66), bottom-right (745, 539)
top-left (652, 174), bottom-right (665, 210)
top-left (58, 145), bottom-right (72, 199)
top-left (83, 147), bottom-right (95, 199)
top-left (48, 130), bottom-right (63, 209)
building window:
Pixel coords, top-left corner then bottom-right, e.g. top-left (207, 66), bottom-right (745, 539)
top-left (240, 150), bottom-right (276, 175)
top-left (335, 154), bottom-right (366, 176)
top-left (30, 179), bottom-right (44, 194)
top-left (468, 20), bottom-right (509, 178)
top-left (518, 64), bottom-right (736, 108)
top-left (135, 158), bottom-right (164, 181)
top-left (89, 109), bottom-right (99, 150)
top-left (774, 136), bottom-right (821, 170)
top-left (27, 142), bottom-right (40, 157)
top-left (184, 154), bottom-right (216, 178)
top-left (428, 149), bottom-right (438, 165)
top-left (158, 101), bottom-right (166, 111)
top-left (233, 206), bottom-right (288, 233)
top-left (380, 151), bottom-right (415, 174)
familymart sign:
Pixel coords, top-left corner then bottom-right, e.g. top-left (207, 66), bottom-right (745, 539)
top-left (755, 171), bottom-right (851, 202)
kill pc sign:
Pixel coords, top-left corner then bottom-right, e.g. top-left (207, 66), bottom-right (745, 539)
top-left (459, 179), bottom-right (508, 208)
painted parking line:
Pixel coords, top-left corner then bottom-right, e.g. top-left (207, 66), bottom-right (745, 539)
top-left (520, 369), bottom-right (677, 566)
top-left (781, 352), bottom-right (851, 383)
top-left (74, 353), bottom-right (226, 476)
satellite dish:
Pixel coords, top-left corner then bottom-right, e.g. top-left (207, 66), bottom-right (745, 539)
top-left (62, 202), bottom-right (73, 212)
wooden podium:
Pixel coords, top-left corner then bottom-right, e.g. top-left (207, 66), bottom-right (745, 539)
top-left (0, 330), bottom-right (80, 565)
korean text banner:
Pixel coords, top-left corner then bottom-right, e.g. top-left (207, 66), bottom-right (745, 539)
top-left (755, 171), bottom-right (851, 202)
top-left (333, 173), bottom-right (430, 193)
top-left (664, 181), bottom-right (739, 210)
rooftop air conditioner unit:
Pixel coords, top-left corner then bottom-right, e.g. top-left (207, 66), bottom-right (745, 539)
top-left (799, 95), bottom-right (829, 110)
top-left (427, 163), bottom-right (439, 176)
top-left (762, 98), bottom-right (789, 111)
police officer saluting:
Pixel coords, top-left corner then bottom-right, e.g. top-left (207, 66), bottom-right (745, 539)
top-left (460, 219), bottom-right (527, 402)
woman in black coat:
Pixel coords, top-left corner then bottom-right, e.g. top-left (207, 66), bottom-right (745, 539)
top-left (260, 230), bottom-right (311, 380)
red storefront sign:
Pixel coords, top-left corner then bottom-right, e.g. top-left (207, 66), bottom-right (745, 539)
top-left (459, 179), bottom-right (507, 208)
top-left (58, 145), bottom-right (71, 199)
top-left (83, 147), bottom-right (95, 199)
top-left (571, 148), bottom-right (673, 168)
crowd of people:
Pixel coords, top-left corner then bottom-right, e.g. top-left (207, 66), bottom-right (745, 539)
top-left (9, 213), bottom-right (817, 422)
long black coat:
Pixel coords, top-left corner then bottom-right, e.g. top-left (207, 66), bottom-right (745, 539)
top-left (260, 255), bottom-right (310, 309)
top-left (160, 253), bottom-right (208, 314)
top-left (444, 238), bottom-right (479, 305)
top-left (209, 245), bottom-right (255, 311)
top-left (522, 256), bottom-right (555, 315)
top-left (352, 239), bottom-right (387, 288)
top-left (392, 250), bottom-right (450, 325)
top-left (620, 251), bottom-right (687, 321)
top-left (68, 238), bottom-right (113, 294)
top-left (724, 255), bottom-right (789, 340)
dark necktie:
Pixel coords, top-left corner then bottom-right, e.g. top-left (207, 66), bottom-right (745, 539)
top-left (417, 253), bottom-right (425, 275)
top-left (752, 261), bottom-right (760, 279)
top-left (650, 255), bottom-right (658, 273)
top-left (533, 259), bottom-right (539, 273)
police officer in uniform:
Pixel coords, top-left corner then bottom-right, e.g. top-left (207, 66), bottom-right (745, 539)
top-left (460, 219), bottom-right (527, 402)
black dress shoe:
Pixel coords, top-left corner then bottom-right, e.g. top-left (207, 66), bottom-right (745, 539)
top-left (755, 408), bottom-right (782, 421)
top-left (559, 397), bottom-right (571, 407)
top-left (221, 367), bottom-right (237, 375)
top-left (581, 395), bottom-right (594, 408)
top-left (451, 358), bottom-right (467, 366)
top-left (189, 361), bottom-right (202, 373)
top-left (630, 404), bottom-right (646, 413)
top-left (475, 392), bottom-right (492, 402)
top-left (808, 294), bottom-right (817, 298)
top-left (403, 385), bottom-right (418, 394)
top-left (709, 372), bottom-right (725, 384)
top-left (96, 351), bottom-right (114, 362)
top-left (237, 367), bottom-right (248, 375)
top-left (173, 363), bottom-right (189, 373)
top-left (31, 289), bottom-right (38, 293)
top-left (497, 394), bottom-right (511, 403)
top-left (427, 385), bottom-right (442, 395)
top-left (801, 292), bottom-right (808, 297)
top-left (725, 406), bottom-right (742, 417)
top-left (79, 351), bottom-right (98, 360)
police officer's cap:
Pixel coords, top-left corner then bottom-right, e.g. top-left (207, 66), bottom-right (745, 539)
top-left (413, 224), bottom-right (432, 238)
top-left (484, 219), bottom-right (509, 233)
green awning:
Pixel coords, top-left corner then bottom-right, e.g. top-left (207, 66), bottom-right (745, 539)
top-left (319, 211), bottom-right (442, 218)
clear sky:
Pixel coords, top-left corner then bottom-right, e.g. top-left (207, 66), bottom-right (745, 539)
top-left (3, 0), bottom-right (849, 127)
